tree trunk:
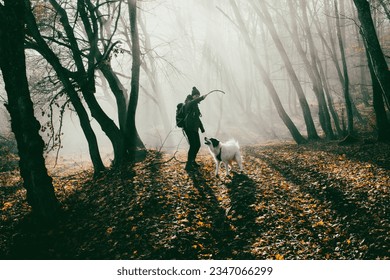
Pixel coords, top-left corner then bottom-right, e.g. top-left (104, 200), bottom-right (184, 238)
top-left (353, 0), bottom-right (390, 109)
top-left (317, 46), bottom-right (343, 137)
top-left (24, 0), bottom-right (106, 174)
top-left (363, 30), bottom-right (390, 142)
top-left (0, 0), bottom-right (59, 220)
top-left (90, 1), bottom-right (128, 132)
top-left (378, 0), bottom-right (390, 21)
top-left (323, 0), bottom-right (354, 137)
top-left (78, 86), bottom-right (125, 166)
top-left (97, 62), bottom-right (127, 131)
top-left (335, 0), bottom-right (354, 135)
top-left (371, 65), bottom-right (390, 142)
top-left (229, 0), bottom-right (306, 144)
top-left (288, 1), bottom-right (343, 137)
top-left (352, 6), bottom-right (371, 107)
top-left (126, 0), bottom-right (145, 159)
top-left (300, 0), bottom-right (334, 139)
top-left (254, 1), bottom-right (319, 140)
top-left (49, 0), bottom-right (125, 167)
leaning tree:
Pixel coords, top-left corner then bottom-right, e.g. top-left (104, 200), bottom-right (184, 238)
top-left (0, 0), bottom-right (59, 221)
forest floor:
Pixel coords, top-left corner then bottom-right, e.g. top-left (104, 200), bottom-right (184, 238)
top-left (0, 140), bottom-right (389, 260)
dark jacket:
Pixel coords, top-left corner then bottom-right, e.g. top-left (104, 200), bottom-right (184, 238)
top-left (184, 95), bottom-right (205, 132)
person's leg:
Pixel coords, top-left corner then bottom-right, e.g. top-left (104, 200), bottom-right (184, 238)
top-left (192, 131), bottom-right (201, 164)
top-left (184, 129), bottom-right (197, 169)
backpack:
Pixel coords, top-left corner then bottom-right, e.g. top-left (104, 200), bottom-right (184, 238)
top-left (176, 103), bottom-right (186, 128)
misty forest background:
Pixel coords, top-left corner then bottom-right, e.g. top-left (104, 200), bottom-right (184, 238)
top-left (0, 0), bottom-right (389, 259)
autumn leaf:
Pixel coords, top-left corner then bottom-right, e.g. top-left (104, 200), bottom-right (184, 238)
top-left (1, 202), bottom-right (13, 211)
top-left (106, 227), bottom-right (113, 235)
top-left (1, 142), bottom-right (389, 260)
top-left (313, 220), bottom-right (325, 227)
top-left (275, 254), bottom-right (284, 260)
top-left (197, 221), bottom-right (205, 227)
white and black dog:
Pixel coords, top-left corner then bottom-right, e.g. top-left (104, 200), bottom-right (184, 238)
top-left (204, 137), bottom-right (243, 176)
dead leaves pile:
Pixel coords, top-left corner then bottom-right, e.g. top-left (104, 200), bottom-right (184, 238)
top-left (0, 140), bottom-right (389, 259)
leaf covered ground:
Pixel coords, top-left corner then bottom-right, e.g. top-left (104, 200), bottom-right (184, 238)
top-left (0, 140), bottom-right (389, 260)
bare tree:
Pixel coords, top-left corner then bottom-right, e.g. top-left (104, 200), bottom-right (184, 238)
top-left (228, 0), bottom-right (306, 144)
top-left (334, 0), bottom-right (354, 138)
top-left (125, 0), bottom-right (145, 159)
top-left (49, 0), bottom-right (125, 165)
top-left (377, 0), bottom-right (390, 21)
top-left (353, 0), bottom-right (390, 108)
top-left (0, 0), bottom-right (59, 220)
top-left (299, 0), bottom-right (335, 139)
top-left (24, 0), bottom-right (106, 174)
top-left (302, 3), bottom-right (343, 136)
top-left (355, 0), bottom-right (390, 142)
top-left (24, 0), bottom-right (148, 167)
top-left (364, 38), bottom-right (390, 142)
top-left (253, 1), bottom-right (319, 140)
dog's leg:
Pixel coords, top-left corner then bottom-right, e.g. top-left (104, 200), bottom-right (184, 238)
top-left (215, 161), bottom-right (220, 177)
top-left (224, 161), bottom-right (230, 176)
top-left (236, 153), bottom-right (243, 172)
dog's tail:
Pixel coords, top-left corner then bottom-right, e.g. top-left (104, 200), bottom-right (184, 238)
top-left (226, 139), bottom-right (239, 147)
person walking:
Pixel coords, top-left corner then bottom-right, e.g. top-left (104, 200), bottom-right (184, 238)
top-left (183, 86), bottom-right (207, 171)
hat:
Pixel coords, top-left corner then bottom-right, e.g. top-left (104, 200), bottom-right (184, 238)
top-left (191, 86), bottom-right (200, 96)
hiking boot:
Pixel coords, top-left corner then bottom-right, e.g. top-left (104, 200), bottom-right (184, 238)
top-left (185, 162), bottom-right (193, 171)
top-left (185, 162), bottom-right (198, 171)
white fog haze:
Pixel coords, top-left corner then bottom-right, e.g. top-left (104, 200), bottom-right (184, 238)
top-left (0, 0), bottom-right (388, 165)
top-left (1, 0), bottom-right (390, 264)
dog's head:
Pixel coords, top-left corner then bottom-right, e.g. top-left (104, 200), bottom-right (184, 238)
top-left (204, 137), bottom-right (220, 148)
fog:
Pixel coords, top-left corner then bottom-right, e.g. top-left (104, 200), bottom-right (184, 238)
top-left (0, 0), bottom-right (382, 165)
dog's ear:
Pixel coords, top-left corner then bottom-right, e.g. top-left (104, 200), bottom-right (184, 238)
top-left (210, 138), bottom-right (220, 147)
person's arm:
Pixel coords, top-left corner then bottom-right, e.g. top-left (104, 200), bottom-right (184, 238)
top-left (199, 119), bottom-right (205, 133)
top-left (186, 95), bottom-right (205, 108)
